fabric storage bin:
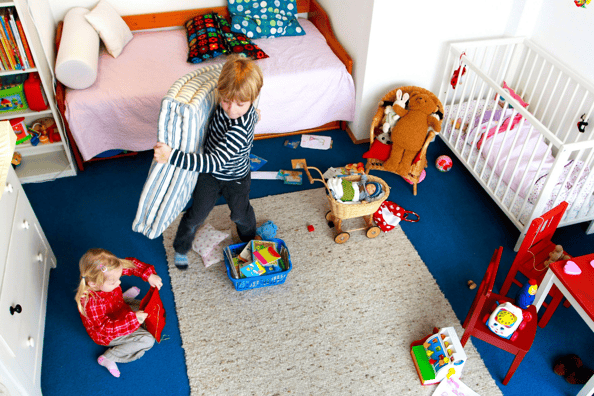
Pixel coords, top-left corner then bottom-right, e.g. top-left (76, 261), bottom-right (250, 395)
top-left (223, 238), bottom-right (292, 291)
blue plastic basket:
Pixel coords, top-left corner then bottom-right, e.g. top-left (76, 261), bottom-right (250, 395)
top-left (223, 238), bottom-right (292, 291)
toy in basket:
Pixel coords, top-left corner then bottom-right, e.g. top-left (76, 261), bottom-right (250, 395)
top-left (223, 238), bottom-right (292, 291)
top-left (292, 159), bottom-right (390, 244)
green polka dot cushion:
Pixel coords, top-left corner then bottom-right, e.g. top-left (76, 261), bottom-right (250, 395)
top-left (227, 0), bottom-right (306, 38)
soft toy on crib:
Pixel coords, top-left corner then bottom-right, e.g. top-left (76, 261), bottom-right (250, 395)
top-left (327, 174), bottom-right (383, 203)
top-left (382, 90), bottom-right (442, 175)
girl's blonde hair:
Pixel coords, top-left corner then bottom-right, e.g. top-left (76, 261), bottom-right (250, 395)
top-left (75, 248), bottom-right (136, 316)
top-left (217, 54), bottom-right (263, 103)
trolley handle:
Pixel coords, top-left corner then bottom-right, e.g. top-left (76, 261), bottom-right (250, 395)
top-left (291, 159), bottom-right (329, 190)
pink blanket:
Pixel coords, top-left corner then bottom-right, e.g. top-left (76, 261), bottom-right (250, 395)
top-left (64, 19), bottom-right (355, 161)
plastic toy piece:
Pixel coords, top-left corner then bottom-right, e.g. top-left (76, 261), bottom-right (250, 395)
top-left (515, 279), bottom-right (538, 309)
top-left (467, 280), bottom-right (477, 289)
top-left (307, 225), bottom-right (314, 232)
top-left (486, 302), bottom-right (525, 341)
top-left (564, 261), bottom-right (582, 275)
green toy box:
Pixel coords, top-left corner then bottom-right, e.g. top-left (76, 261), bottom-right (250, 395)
top-left (0, 84), bottom-right (28, 113)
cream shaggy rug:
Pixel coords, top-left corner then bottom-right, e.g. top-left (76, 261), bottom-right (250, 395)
top-left (163, 188), bottom-right (503, 396)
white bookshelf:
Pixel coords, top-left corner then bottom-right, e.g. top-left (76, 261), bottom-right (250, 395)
top-left (0, 0), bottom-right (76, 183)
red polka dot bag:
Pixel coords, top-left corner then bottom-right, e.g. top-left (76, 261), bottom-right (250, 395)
top-left (372, 200), bottom-right (420, 232)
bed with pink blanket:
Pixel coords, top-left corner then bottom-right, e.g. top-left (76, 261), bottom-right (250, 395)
top-left (56, 3), bottom-right (355, 170)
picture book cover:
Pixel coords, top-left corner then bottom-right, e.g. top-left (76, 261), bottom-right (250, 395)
top-left (277, 170), bottom-right (302, 185)
top-left (250, 153), bottom-right (267, 171)
top-left (240, 261), bottom-right (266, 277)
top-left (253, 246), bottom-right (281, 266)
top-left (300, 134), bottom-right (332, 150)
top-left (139, 287), bottom-right (166, 343)
top-left (284, 138), bottom-right (300, 149)
top-left (251, 240), bottom-right (277, 255)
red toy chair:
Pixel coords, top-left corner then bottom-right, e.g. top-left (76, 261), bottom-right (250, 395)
top-left (461, 247), bottom-right (538, 385)
top-left (499, 201), bottom-right (571, 328)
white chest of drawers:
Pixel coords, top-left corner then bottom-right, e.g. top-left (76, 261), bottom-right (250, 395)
top-left (0, 165), bottom-right (56, 396)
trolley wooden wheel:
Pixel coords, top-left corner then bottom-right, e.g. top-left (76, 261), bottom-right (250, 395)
top-left (334, 232), bottom-right (350, 244)
top-left (325, 211), bottom-right (333, 221)
top-left (366, 226), bottom-right (381, 239)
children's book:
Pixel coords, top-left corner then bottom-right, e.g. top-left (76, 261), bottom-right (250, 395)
top-left (250, 153), bottom-right (267, 171)
top-left (238, 243), bottom-right (252, 263)
top-left (139, 287), bottom-right (166, 343)
top-left (277, 170), bottom-right (302, 185)
top-left (284, 138), bottom-right (300, 149)
top-left (253, 246), bottom-right (281, 266)
top-left (240, 261), bottom-right (266, 277)
top-left (300, 134), bottom-right (332, 150)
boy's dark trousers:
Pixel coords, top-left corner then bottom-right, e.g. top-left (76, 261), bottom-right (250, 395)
top-left (173, 173), bottom-right (256, 254)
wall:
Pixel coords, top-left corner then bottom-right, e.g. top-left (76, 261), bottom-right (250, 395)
top-left (314, 0), bottom-right (374, 142)
top-left (530, 0), bottom-right (594, 90)
top-left (342, 0), bottom-right (535, 140)
top-left (48, 0), bottom-right (226, 22)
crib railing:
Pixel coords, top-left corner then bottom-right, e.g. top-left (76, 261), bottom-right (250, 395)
top-left (438, 37), bottom-right (594, 249)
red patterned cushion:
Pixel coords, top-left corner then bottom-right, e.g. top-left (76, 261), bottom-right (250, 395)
top-left (185, 13), bottom-right (227, 64)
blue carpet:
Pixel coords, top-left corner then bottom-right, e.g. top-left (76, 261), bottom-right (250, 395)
top-left (23, 129), bottom-right (594, 396)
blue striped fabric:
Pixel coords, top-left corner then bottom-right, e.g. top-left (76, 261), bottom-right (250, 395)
top-left (132, 63), bottom-right (223, 239)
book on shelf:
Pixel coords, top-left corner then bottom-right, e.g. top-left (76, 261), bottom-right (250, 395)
top-left (1, 11), bottom-right (23, 70)
top-left (15, 18), bottom-right (33, 68)
top-left (0, 13), bottom-right (18, 70)
top-left (0, 27), bottom-right (16, 70)
top-left (0, 40), bottom-right (8, 70)
top-left (7, 9), bottom-right (29, 69)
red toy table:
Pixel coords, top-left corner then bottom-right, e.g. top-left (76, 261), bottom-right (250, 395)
top-left (533, 253), bottom-right (594, 396)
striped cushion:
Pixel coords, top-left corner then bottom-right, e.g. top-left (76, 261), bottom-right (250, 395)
top-left (132, 63), bottom-right (223, 239)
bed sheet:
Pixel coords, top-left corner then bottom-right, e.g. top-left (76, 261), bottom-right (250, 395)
top-left (64, 19), bottom-right (355, 161)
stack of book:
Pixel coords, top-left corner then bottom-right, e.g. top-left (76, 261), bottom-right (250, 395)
top-left (0, 7), bottom-right (35, 71)
top-left (227, 240), bottom-right (287, 279)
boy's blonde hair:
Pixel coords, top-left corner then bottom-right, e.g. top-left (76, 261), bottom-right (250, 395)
top-left (75, 248), bottom-right (136, 316)
top-left (217, 54), bottom-right (263, 103)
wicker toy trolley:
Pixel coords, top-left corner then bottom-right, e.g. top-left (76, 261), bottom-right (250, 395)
top-left (293, 159), bottom-right (390, 244)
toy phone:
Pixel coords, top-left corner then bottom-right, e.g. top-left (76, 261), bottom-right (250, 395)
top-left (486, 302), bottom-right (524, 341)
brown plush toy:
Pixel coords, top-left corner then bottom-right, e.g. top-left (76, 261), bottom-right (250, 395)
top-left (382, 91), bottom-right (442, 175)
top-left (543, 245), bottom-right (571, 268)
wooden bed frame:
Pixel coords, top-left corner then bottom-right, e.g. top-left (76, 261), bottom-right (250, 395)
top-left (55, 0), bottom-right (355, 171)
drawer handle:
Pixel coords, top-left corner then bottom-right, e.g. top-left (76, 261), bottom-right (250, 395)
top-left (27, 337), bottom-right (35, 348)
top-left (4, 183), bottom-right (12, 193)
top-left (22, 220), bottom-right (30, 229)
top-left (37, 253), bottom-right (44, 262)
top-left (10, 304), bottom-right (22, 315)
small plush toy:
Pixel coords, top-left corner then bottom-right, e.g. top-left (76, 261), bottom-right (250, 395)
top-left (256, 220), bottom-right (278, 240)
top-left (543, 245), bottom-right (570, 268)
top-left (381, 90), bottom-right (409, 133)
top-left (382, 91), bottom-right (442, 175)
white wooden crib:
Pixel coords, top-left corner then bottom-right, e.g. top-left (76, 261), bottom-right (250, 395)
top-left (439, 37), bottom-right (594, 250)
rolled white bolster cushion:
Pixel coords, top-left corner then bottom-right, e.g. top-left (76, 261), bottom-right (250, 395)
top-left (55, 7), bottom-right (100, 90)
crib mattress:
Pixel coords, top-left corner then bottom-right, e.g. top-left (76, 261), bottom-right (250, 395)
top-left (64, 19), bottom-right (356, 161)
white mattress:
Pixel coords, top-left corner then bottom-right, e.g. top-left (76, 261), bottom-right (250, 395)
top-left (64, 19), bottom-right (356, 161)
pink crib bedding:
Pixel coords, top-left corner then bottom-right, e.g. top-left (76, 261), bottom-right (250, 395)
top-left (64, 19), bottom-right (355, 161)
